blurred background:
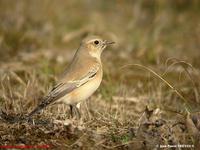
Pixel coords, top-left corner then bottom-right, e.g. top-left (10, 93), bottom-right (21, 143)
top-left (0, 0), bottom-right (200, 148)
top-left (1, 0), bottom-right (200, 64)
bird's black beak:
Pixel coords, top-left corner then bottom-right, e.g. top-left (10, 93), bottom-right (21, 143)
top-left (104, 40), bottom-right (115, 45)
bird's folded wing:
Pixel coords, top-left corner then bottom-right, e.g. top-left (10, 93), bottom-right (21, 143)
top-left (28, 64), bottom-right (100, 117)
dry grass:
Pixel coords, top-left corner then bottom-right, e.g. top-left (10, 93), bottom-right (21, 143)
top-left (1, 0), bottom-right (200, 149)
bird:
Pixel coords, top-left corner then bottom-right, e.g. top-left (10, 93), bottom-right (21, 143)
top-left (27, 35), bottom-right (115, 119)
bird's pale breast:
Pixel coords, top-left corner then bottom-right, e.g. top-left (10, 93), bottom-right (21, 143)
top-left (61, 68), bottom-right (103, 105)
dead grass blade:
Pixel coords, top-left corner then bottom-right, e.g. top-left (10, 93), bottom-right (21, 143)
top-left (119, 63), bottom-right (191, 113)
top-left (163, 58), bottom-right (200, 103)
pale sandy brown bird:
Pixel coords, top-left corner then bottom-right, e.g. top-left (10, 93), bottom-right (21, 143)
top-left (28, 35), bottom-right (114, 118)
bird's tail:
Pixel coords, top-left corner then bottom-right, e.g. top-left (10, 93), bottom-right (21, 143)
top-left (27, 95), bottom-right (53, 118)
top-left (27, 104), bottom-right (45, 118)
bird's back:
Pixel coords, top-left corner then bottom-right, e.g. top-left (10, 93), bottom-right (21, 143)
top-left (59, 49), bottom-right (101, 83)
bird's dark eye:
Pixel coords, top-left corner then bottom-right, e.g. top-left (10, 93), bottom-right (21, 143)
top-left (94, 40), bottom-right (99, 45)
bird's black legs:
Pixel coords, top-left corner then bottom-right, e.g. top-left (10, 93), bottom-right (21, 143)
top-left (69, 104), bottom-right (81, 119)
top-left (69, 105), bottom-right (73, 118)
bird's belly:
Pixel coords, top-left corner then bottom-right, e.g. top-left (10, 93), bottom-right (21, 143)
top-left (75, 77), bottom-right (102, 101)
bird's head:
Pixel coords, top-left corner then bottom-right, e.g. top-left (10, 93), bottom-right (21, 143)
top-left (80, 35), bottom-right (114, 59)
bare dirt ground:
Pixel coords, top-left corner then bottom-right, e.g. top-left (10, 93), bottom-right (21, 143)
top-left (0, 0), bottom-right (200, 149)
